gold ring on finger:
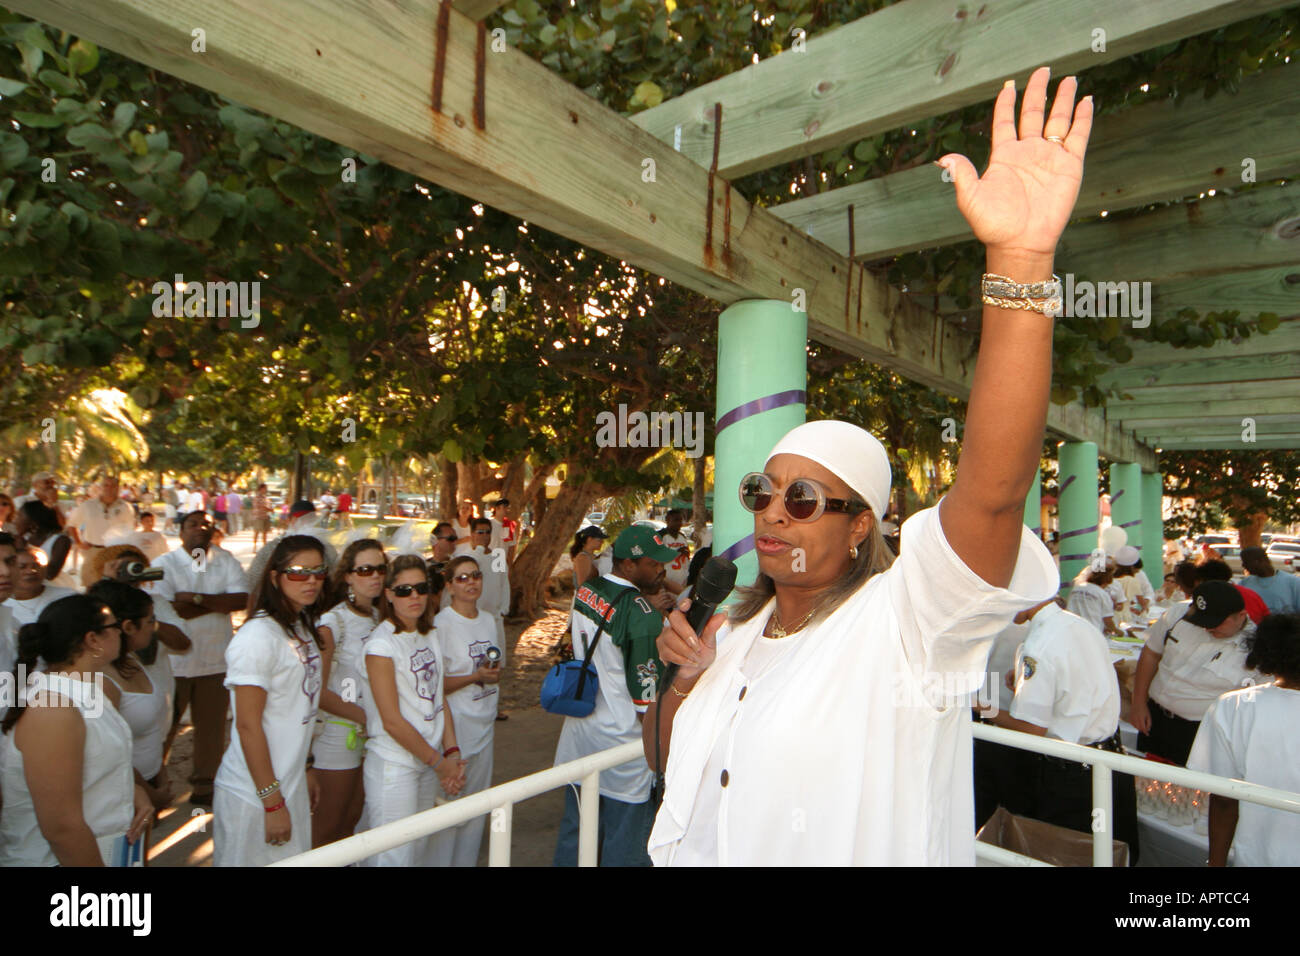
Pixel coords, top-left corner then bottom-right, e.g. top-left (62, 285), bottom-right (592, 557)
top-left (1045, 135), bottom-right (1066, 146)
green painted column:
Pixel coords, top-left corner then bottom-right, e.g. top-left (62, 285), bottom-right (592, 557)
top-left (714, 300), bottom-right (808, 589)
top-left (1024, 466), bottom-right (1042, 538)
top-left (1108, 462), bottom-right (1143, 554)
top-left (1142, 471), bottom-right (1165, 576)
top-left (1057, 441), bottom-right (1099, 589)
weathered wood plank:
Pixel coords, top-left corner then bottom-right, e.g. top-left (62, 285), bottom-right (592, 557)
top-left (1156, 435), bottom-right (1300, 449)
top-left (771, 63), bottom-right (1300, 259)
top-left (1112, 377), bottom-right (1300, 406)
top-left (1056, 186), bottom-right (1300, 284)
top-left (1125, 411), bottom-right (1300, 429)
top-left (452, 0), bottom-right (510, 19)
top-left (1100, 352), bottom-right (1300, 390)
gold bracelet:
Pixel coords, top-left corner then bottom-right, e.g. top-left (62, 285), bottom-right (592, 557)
top-left (981, 294), bottom-right (1062, 316)
top-left (670, 681), bottom-right (691, 699)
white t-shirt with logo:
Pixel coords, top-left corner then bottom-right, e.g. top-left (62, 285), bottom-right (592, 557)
top-left (659, 531), bottom-right (692, 588)
top-left (318, 602), bottom-right (378, 718)
top-left (362, 620), bottom-right (446, 769)
top-left (1010, 603), bottom-right (1119, 745)
top-left (1146, 617), bottom-right (1259, 721)
top-left (434, 605), bottom-right (501, 757)
top-left (1188, 683), bottom-right (1300, 866)
top-left (216, 613), bottom-right (322, 809)
top-left (152, 546), bottom-right (250, 678)
top-left (1066, 582), bottom-right (1113, 634)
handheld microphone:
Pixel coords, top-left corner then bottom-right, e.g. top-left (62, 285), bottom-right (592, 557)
top-left (660, 555), bottom-right (737, 689)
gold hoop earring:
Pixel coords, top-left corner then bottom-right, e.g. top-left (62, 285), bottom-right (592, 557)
top-left (849, 544), bottom-right (859, 560)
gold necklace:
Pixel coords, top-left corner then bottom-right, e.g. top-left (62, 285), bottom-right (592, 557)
top-left (769, 607), bottom-right (814, 639)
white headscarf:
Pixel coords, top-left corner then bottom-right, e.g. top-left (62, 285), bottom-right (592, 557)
top-left (766, 420), bottom-right (891, 516)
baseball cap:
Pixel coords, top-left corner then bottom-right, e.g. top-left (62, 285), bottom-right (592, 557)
top-left (765, 420), bottom-right (891, 518)
top-left (289, 499), bottom-right (316, 518)
top-left (579, 526), bottom-right (608, 540)
top-left (612, 525), bottom-right (679, 562)
top-left (1184, 581), bottom-right (1245, 629)
top-left (1115, 545), bottom-right (1140, 566)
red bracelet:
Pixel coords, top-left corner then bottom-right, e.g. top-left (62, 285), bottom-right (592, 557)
top-left (264, 799), bottom-right (286, 813)
top-left (443, 746), bottom-right (460, 758)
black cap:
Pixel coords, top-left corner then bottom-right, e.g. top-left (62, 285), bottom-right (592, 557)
top-left (1184, 581), bottom-right (1245, 628)
top-left (289, 499), bottom-right (316, 517)
top-left (579, 525), bottom-right (608, 540)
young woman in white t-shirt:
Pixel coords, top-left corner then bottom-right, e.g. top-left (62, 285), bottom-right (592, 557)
top-left (310, 538), bottom-right (385, 847)
top-left (212, 535), bottom-right (327, 866)
top-left (361, 554), bottom-right (466, 866)
top-left (430, 554), bottom-right (503, 866)
top-left (0, 594), bottom-right (152, 865)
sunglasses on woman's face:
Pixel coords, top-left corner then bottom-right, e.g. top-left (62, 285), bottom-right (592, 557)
top-left (350, 564), bottom-right (386, 577)
top-left (453, 570), bottom-right (484, 583)
top-left (739, 472), bottom-right (869, 523)
top-left (390, 581), bottom-right (432, 597)
top-left (282, 565), bottom-right (328, 582)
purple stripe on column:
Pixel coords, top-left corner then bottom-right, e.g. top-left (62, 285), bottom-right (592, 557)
top-left (1061, 552), bottom-right (1094, 562)
top-left (1119, 519), bottom-right (1142, 528)
top-left (1059, 474), bottom-right (1076, 496)
top-left (718, 534), bottom-right (755, 563)
top-left (1059, 525), bottom-right (1099, 539)
top-left (716, 389), bottom-right (806, 434)
top-left (1110, 488), bottom-right (1125, 502)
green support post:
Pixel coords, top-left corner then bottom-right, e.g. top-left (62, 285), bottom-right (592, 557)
top-left (1142, 472), bottom-right (1165, 576)
top-left (1108, 462), bottom-right (1143, 555)
top-left (1024, 467), bottom-right (1042, 538)
top-left (1057, 442), bottom-right (1099, 590)
top-left (714, 300), bottom-right (808, 589)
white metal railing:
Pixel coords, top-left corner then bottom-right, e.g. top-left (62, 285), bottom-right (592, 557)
top-left (273, 741), bottom-right (643, 867)
top-left (275, 728), bottom-right (1300, 867)
top-left (972, 722), bottom-right (1300, 867)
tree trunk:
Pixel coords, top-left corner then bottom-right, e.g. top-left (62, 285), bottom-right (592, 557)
top-left (511, 474), bottom-right (597, 618)
top-left (691, 454), bottom-right (707, 547)
top-left (438, 454), bottom-right (455, 520)
top-left (1234, 511), bottom-right (1269, 549)
top-left (456, 460), bottom-right (483, 515)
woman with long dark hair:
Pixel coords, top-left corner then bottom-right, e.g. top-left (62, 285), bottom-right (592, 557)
top-left (88, 580), bottom-right (176, 816)
top-left (310, 538), bottom-right (386, 847)
top-left (360, 554), bottom-right (466, 866)
top-left (0, 595), bottom-right (152, 865)
top-left (14, 500), bottom-right (72, 586)
top-left (212, 535), bottom-right (328, 865)
top-left (569, 527), bottom-right (608, 591)
top-left (647, 68), bottom-right (1085, 865)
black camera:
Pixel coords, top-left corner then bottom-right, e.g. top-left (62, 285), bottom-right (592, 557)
top-left (484, 646), bottom-right (501, 666)
top-left (117, 560), bottom-right (164, 583)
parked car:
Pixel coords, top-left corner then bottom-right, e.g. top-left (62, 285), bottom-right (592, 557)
top-left (1194, 533), bottom-right (1235, 548)
top-left (1266, 542), bottom-right (1300, 573)
top-left (584, 511), bottom-right (606, 527)
top-left (1214, 545), bottom-right (1244, 575)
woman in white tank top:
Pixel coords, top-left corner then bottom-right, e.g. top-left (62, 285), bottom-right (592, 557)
top-left (89, 580), bottom-right (174, 812)
top-left (0, 593), bottom-right (151, 866)
top-left (310, 538), bottom-right (385, 847)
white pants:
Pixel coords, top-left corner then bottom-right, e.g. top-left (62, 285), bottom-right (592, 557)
top-left (361, 751), bottom-right (439, 866)
top-left (212, 784), bottom-right (310, 867)
top-left (428, 744), bottom-right (494, 867)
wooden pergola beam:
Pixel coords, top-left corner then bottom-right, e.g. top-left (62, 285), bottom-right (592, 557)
top-left (1110, 391), bottom-right (1300, 423)
top-left (770, 63), bottom-right (1300, 260)
top-left (452, 0), bottom-right (510, 19)
top-left (1125, 411), bottom-right (1300, 430)
top-left (1156, 435), bottom-right (1300, 450)
top-left (1112, 377), bottom-right (1300, 406)
top-left (1101, 354), bottom-right (1300, 390)
top-left (15, 0), bottom-right (1154, 469)
top-left (1057, 186), bottom-right (1300, 285)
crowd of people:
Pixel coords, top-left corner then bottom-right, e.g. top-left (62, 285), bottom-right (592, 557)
top-left (0, 473), bottom-right (532, 867)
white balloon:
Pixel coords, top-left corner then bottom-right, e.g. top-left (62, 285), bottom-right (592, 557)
top-left (1100, 525), bottom-right (1127, 554)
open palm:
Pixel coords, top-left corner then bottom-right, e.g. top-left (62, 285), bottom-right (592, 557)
top-left (940, 68), bottom-right (1094, 258)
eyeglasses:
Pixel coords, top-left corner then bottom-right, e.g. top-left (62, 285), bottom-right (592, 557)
top-left (738, 472), bottom-right (869, 523)
top-left (95, 621), bottom-right (123, 635)
top-left (433, 535), bottom-right (456, 542)
top-left (472, 529), bottom-right (491, 535)
top-left (390, 582), bottom-right (432, 597)
top-left (453, 570), bottom-right (484, 583)
top-left (350, 564), bottom-right (386, 576)
top-left (281, 565), bottom-right (328, 581)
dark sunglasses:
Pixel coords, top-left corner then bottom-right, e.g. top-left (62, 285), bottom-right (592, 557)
top-left (390, 581), bottom-right (432, 597)
top-left (472, 528), bottom-right (491, 535)
top-left (453, 570), bottom-right (484, 583)
top-left (282, 565), bottom-right (328, 581)
top-left (433, 535), bottom-right (457, 542)
top-left (350, 564), bottom-right (387, 577)
top-left (739, 472), bottom-right (869, 523)
top-left (95, 620), bottom-right (123, 635)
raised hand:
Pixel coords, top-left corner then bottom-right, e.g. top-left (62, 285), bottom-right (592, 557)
top-left (937, 67), bottom-right (1093, 257)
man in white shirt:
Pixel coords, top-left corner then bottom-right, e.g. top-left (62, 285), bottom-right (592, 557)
top-left (1066, 559), bottom-right (1120, 636)
top-left (1187, 613), bottom-right (1300, 867)
top-left (0, 533), bottom-right (17, 683)
top-left (154, 510), bottom-right (249, 806)
top-left (657, 509), bottom-right (692, 597)
top-left (454, 518), bottom-right (510, 646)
top-left (184, 485), bottom-right (205, 515)
top-left (1131, 581), bottom-right (1258, 766)
top-left (14, 471), bottom-right (65, 525)
top-left (977, 597), bottom-right (1139, 861)
top-left (65, 475), bottom-right (136, 549)
top-left (553, 524), bottom-right (676, 866)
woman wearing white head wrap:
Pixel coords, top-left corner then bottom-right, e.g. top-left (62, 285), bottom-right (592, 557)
top-left (645, 67), bottom-right (1092, 866)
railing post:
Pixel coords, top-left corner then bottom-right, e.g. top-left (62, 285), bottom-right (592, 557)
top-left (578, 771), bottom-right (601, 867)
top-left (488, 803), bottom-right (512, 867)
top-left (1092, 762), bottom-right (1113, 867)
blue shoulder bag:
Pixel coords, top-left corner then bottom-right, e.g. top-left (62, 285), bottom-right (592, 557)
top-left (541, 590), bottom-right (628, 717)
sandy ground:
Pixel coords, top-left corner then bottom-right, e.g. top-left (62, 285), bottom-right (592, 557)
top-left (146, 524), bottom-right (576, 867)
